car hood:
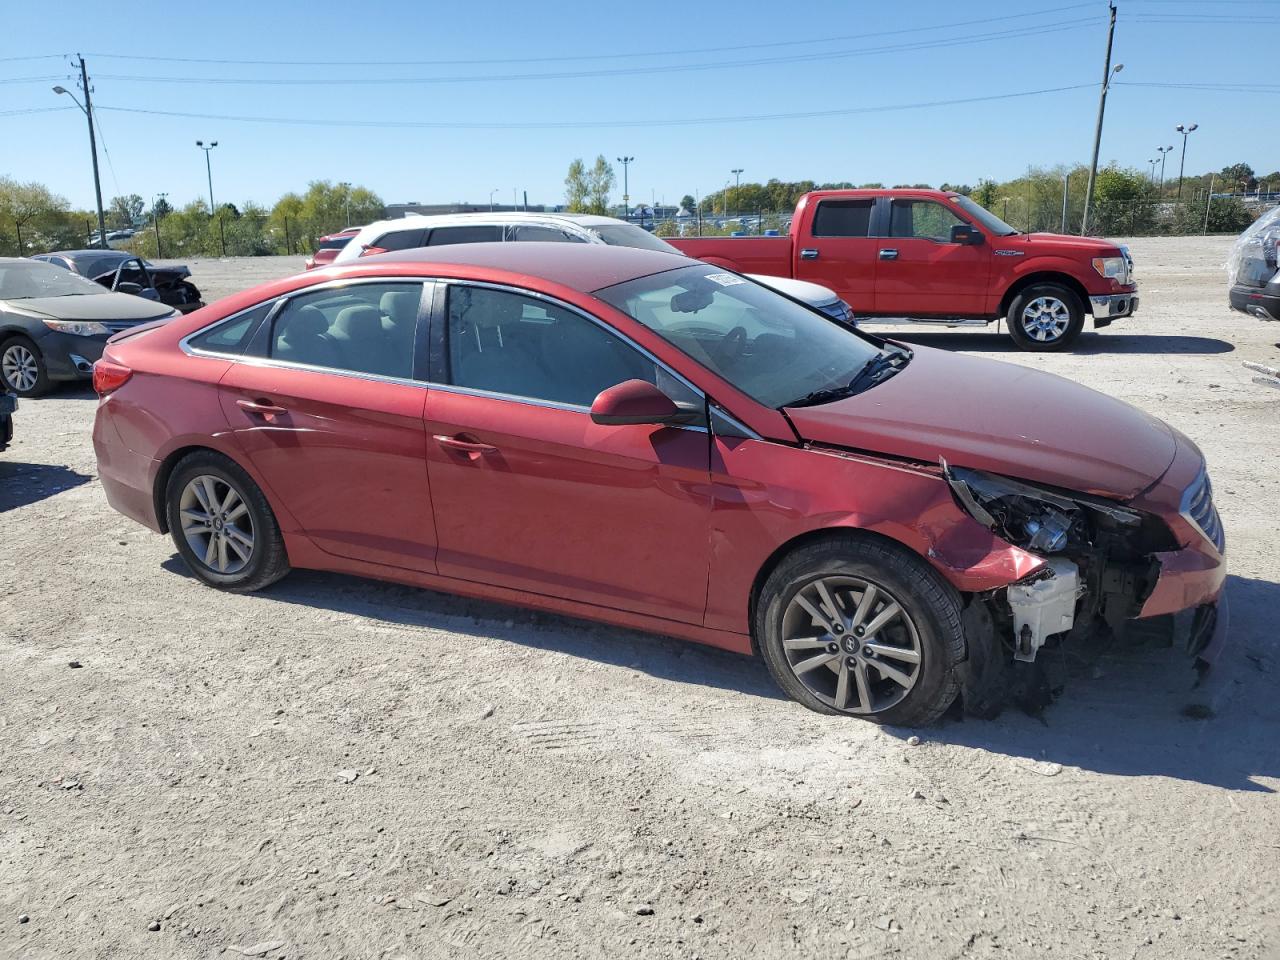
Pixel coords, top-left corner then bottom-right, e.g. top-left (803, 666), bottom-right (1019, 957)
top-left (748, 274), bottom-right (839, 307)
top-left (1, 293), bottom-right (174, 322)
top-left (998, 232), bottom-right (1125, 256)
top-left (783, 347), bottom-right (1177, 500)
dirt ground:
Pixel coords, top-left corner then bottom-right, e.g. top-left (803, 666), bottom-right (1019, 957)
top-left (2, 236), bottom-right (1278, 960)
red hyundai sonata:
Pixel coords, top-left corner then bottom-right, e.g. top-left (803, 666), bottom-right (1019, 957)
top-left (92, 244), bottom-right (1227, 725)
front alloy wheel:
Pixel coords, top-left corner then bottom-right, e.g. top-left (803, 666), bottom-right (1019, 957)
top-left (1019, 296), bottom-right (1072, 343)
top-left (1, 338), bottom-right (50, 397)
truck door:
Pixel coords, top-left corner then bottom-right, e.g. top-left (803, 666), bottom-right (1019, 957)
top-left (873, 198), bottom-right (991, 316)
top-left (793, 198), bottom-right (878, 313)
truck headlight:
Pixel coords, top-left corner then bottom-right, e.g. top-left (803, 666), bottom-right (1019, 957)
top-left (41, 319), bottom-right (112, 337)
top-left (1091, 256), bottom-right (1129, 283)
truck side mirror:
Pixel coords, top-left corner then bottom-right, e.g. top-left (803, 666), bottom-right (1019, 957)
top-left (950, 224), bottom-right (984, 245)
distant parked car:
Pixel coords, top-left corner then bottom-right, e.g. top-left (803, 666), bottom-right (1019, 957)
top-left (1227, 206), bottom-right (1279, 322)
top-left (0, 391), bottom-right (13, 452)
top-left (0, 258), bottom-right (178, 397)
top-left (330, 212), bottom-right (854, 324)
top-left (33, 250), bottom-right (204, 314)
top-left (304, 228), bottom-right (361, 271)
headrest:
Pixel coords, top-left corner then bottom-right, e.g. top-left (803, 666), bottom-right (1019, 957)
top-left (334, 304), bottom-right (383, 339)
top-left (380, 290), bottom-right (418, 323)
top-left (280, 304), bottom-right (329, 341)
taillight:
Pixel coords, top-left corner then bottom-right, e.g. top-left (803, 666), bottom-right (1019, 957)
top-left (93, 359), bottom-right (133, 396)
top-left (359, 245), bottom-right (387, 257)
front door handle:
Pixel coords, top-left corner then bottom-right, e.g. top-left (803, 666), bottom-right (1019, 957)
top-left (434, 434), bottom-right (498, 457)
top-left (878, 248), bottom-right (899, 260)
top-left (800, 248), bottom-right (819, 260)
top-left (237, 398), bottom-right (289, 419)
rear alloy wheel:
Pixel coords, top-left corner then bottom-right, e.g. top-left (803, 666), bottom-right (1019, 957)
top-left (756, 535), bottom-right (965, 726)
top-left (1006, 283), bottom-right (1085, 351)
top-left (1, 337), bottom-right (51, 397)
top-left (165, 451), bottom-right (290, 592)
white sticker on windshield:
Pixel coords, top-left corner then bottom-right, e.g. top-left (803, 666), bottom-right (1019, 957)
top-left (705, 272), bottom-right (747, 287)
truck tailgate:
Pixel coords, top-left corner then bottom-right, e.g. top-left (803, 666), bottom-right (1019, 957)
top-left (668, 236), bottom-right (794, 278)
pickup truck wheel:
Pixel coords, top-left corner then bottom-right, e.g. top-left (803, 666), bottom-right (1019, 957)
top-left (755, 535), bottom-right (964, 727)
top-left (1006, 284), bottom-right (1085, 351)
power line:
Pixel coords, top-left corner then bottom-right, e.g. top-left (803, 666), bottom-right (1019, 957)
top-left (1116, 80), bottom-right (1280, 91)
top-left (0, 75), bottom-right (62, 84)
top-left (79, 4), bottom-right (1096, 67)
top-left (94, 84), bottom-right (1095, 131)
top-left (0, 54), bottom-right (63, 63)
top-left (0, 105), bottom-right (76, 118)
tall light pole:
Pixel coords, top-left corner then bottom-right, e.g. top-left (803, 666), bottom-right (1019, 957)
top-left (152, 192), bottom-right (167, 259)
top-left (195, 140), bottom-right (218, 214)
top-left (489, 188), bottom-right (498, 211)
top-left (1156, 144), bottom-right (1174, 193)
top-left (1081, 2), bottom-right (1121, 235)
top-left (52, 63), bottom-right (107, 250)
top-left (617, 156), bottom-right (634, 219)
top-left (1175, 123), bottom-right (1198, 199)
top-left (1148, 159), bottom-right (1157, 183)
top-left (730, 168), bottom-right (744, 213)
top-left (339, 181), bottom-right (352, 226)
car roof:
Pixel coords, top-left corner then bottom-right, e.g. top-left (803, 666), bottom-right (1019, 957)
top-left (353, 241), bottom-right (693, 293)
top-left (38, 249), bottom-right (132, 261)
top-left (364, 211), bottom-right (630, 232)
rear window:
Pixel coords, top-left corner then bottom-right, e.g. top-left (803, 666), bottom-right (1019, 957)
top-left (427, 225), bottom-right (503, 246)
top-left (371, 228), bottom-right (427, 252)
top-left (318, 236), bottom-right (353, 250)
top-left (187, 301), bottom-right (274, 355)
top-left (811, 200), bottom-right (873, 238)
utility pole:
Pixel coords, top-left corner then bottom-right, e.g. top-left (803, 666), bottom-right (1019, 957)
top-left (52, 59), bottom-right (108, 248)
top-left (617, 156), bottom-right (634, 220)
top-left (152, 192), bottom-right (167, 259)
top-left (1203, 173), bottom-right (1216, 234)
top-left (1175, 123), bottom-right (1198, 199)
top-left (1061, 173), bottom-right (1070, 232)
top-left (1081, 2), bottom-right (1121, 236)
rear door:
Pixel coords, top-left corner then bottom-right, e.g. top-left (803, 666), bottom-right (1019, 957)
top-left (215, 278), bottom-right (438, 572)
top-left (792, 198), bottom-right (879, 312)
top-left (873, 197), bottom-right (991, 316)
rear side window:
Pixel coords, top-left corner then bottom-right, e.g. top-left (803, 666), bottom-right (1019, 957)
top-left (811, 200), bottom-right (873, 238)
top-left (188, 302), bottom-right (274, 355)
top-left (267, 282), bottom-right (423, 379)
top-left (427, 225), bottom-right (503, 246)
top-left (510, 225), bottom-right (585, 243)
top-left (370, 228), bottom-right (426, 252)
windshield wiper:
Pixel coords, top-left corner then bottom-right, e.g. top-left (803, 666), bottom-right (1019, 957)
top-left (785, 348), bottom-right (910, 408)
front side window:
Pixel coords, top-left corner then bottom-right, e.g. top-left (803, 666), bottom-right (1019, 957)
top-left (427, 225), bottom-right (503, 246)
top-left (811, 200), bottom-right (874, 238)
top-left (267, 282), bottom-right (422, 379)
top-left (596, 264), bottom-right (883, 409)
top-left (888, 200), bottom-right (966, 241)
top-left (445, 285), bottom-right (692, 409)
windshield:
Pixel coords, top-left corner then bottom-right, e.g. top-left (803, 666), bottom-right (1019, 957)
top-left (0, 260), bottom-right (105, 299)
top-left (587, 223), bottom-right (680, 254)
top-left (950, 195), bottom-right (1019, 236)
top-left (596, 263), bottom-right (885, 409)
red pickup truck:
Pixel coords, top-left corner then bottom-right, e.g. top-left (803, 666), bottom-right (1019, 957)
top-left (669, 189), bottom-right (1137, 350)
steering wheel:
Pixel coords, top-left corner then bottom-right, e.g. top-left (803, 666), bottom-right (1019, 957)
top-left (713, 325), bottom-right (748, 366)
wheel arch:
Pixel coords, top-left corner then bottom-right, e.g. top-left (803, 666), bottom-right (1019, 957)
top-left (998, 271), bottom-right (1091, 318)
top-left (152, 443), bottom-right (242, 533)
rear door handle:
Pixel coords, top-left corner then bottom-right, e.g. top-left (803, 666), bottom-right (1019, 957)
top-left (800, 248), bottom-right (819, 260)
top-left (434, 434), bottom-right (498, 456)
top-left (237, 398), bottom-right (289, 418)
top-left (878, 248), bottom-right (899, 260)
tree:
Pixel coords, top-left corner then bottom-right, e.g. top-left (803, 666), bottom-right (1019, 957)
top-left (586, 155), bottom-right (615, 215)
top-left (109, 194), bottom-right (145, 230)
top-left (1090, 165), bottom-right (1154, 235)
top-left (564, 159), bottom-right (589, 213)
top-left (1220, 162), bottom-right (1255, 193)
top-left (679, 194), bottom-right (697, 214)
top-left (0, 178), bottom-right (69, 254)
top-left (151, 196), bottom-right (173, 219)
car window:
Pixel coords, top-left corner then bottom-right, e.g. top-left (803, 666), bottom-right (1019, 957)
top-left (510, 224), bottom-right (586, 243)
top-left (267, 282), bottom-right (422, 379)
top-left (427, 225), bottom-right (503, 246)
top-left (811, 200), bottom-right (874, 238)
top-left (188, 301), bottom-right (274, 355)
top-left (889, 200), bottom-right (966, 241)
top-left (370, 228), bottom-right (426, 252)
top-left (0, 260), bottom-right (105, 298)
top-left (445, 284), bottom-right (697, 411)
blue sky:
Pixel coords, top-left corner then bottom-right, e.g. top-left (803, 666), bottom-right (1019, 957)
top-left (3, 0), bottom-right (1278, 211)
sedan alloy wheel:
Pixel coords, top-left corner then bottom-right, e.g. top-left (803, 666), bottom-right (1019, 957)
top-left (179, 474), bottom-right (255, 574)
top-left (2, 342), bottom-right (40, 393)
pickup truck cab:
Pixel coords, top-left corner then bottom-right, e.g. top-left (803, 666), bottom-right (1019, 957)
top-left (669, 189), bottom-right (1138, 350)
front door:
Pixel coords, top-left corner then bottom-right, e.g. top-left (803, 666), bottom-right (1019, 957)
top-left (873, 197), bottom-right (991, 316)
top-left (793, 197), bottom-right (880, 312)
top-left (423, 282), bottom-right (712, 624)
top-left (217, 279), bottom-right (438, 572)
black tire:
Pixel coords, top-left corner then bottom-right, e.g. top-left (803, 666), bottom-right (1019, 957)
top-left (755, 534), bottom-right (965, 727)
top-left (164, 451), bottom-right (290, 593)
top-left (0, 335), bottom-right (52, 397)
top-left (1005, 283), bottom-right (1086, 351)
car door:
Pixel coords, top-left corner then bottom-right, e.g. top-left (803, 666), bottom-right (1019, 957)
top-left (873, 197), bottom-right (992, 316)
top-left (215, 278), bottom-right (439, 572)
top-left (792, 197), bottom-right (879, 312)
top-left (423, 282), bottom-right (712, 624)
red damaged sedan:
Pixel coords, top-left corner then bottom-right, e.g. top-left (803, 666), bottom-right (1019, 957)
top-left (91, 244), bottom-right (1226, 725)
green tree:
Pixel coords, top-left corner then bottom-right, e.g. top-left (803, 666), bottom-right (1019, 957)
top-left (1089, 165), bottom-right (1154, 235)
top-left (973, 179), bottom-right (999, 209)
top-left (564, 159), bottom-right (589, 213)
top-left (1220, 162), bottom-right (1255, 193)
top-left (109, 194), bottom-right (145, 229)
top-left (679, 194), bottom-right (697, 214)
top-left (585, 155), bottom-right (615, 215)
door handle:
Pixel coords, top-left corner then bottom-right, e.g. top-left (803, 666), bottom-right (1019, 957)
top-left (878, 248), bottom-right (899, 260)
top-left (237, 398), bottom-right (289, 418)
top-left (434, 434), bottom-right (498, 457)
top-left (800, 248), bottom-right (819, 260)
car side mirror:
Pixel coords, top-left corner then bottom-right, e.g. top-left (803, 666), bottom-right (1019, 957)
top-left (590, 379), bottom-right (694, 426)
top-left (950, 224), bottom-right (984, 245)
top-left (115, 281), bottom-right (145, 295)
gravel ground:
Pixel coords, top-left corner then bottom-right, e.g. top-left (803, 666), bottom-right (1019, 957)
top-left (2, 236), bottom-right (1278, 960)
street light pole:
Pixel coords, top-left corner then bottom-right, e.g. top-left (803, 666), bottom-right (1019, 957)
top-left (731, 168), bottom-right (744, 214)
top-left (196, 140), bottom-right (221, 255)
top-left (1156, 145), bottom-right (1173, 193)
top-left (339, 181), bottom-right (351, 226)
top-left (1148, 159), bottom-right (1157, 183)
top-left (489, 188), bottom-right (498, 212)
top-left (152, 192), bottom-right (167, 259)
top-left (1175, 123), bottom-right (1198, 199)
top-left (52, 59), bottom-right (107, 249)
top-left (616, 157), bottom-right (634, 220)
top-left (1081, 2), bottom-right (1120, 236)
